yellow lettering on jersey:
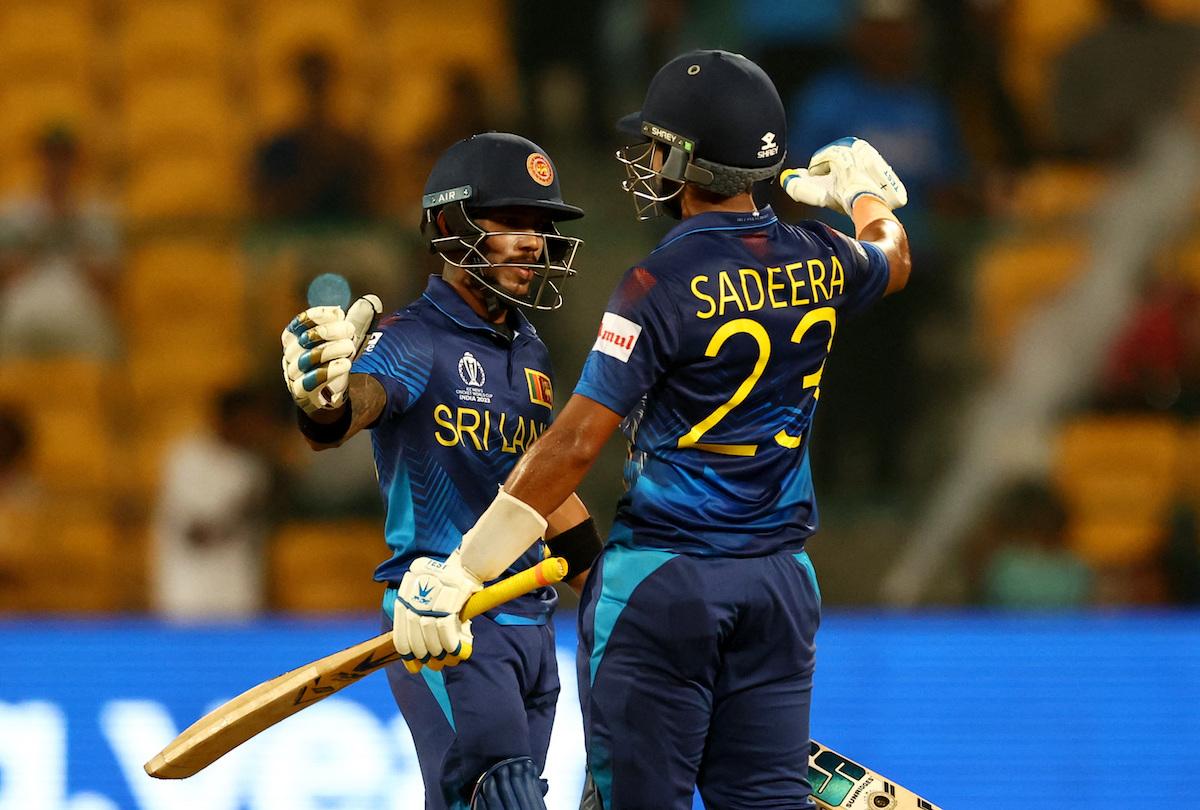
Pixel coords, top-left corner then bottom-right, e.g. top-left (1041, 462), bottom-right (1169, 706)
top-left (829, 255), bottom-right (845, 297)
top-left (433, 404), bottom-right (457, 447)
top-left (717, 272), bottom-right (742, 316)
top-left (785, 261), bottom-right (810, 306)
top-left (738, 268), bottom-right (765, 312)
top-left (692, 275), bottom-right (716, 319)
top-left (456, 407), bottom-right (483, 450)
top-left (807, 259), bottom-right (829, 302)
top-left (434, 405), bottom-right (546, 454)
top-left (767, 265), bottom-right (787, 308)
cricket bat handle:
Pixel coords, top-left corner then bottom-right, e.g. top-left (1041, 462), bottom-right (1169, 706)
top-left (400, 555), bottom-right (568, 673)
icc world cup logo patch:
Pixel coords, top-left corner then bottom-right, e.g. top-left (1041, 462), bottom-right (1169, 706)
top-left (458, 352), bottom-right (486, 387)
top-left (526, 153), bottom-right (554, 186)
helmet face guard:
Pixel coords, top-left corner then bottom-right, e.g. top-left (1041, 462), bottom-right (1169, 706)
top-left (616, 121), bottom-right (781, 220)
top-left (426, 201), bottom-right (582, 311)
top-left (616, 123), bottom-right (715, 221)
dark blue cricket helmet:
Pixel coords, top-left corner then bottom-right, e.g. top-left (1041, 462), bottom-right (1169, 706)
top-left (616, 50), bottom-right (787, 219)
top-left (421, 132), bottom-right (584, 310)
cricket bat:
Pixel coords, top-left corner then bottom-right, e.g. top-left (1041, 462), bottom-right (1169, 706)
top-left (808, 740), bottom-right (941, 810)
top-left (144, 556), bottom-right (568, 780)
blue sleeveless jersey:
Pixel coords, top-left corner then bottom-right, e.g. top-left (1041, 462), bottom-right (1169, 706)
top-left (574, 206), bottom-right (890, 557)
top-left (351, 276), bottom-right (557, 615)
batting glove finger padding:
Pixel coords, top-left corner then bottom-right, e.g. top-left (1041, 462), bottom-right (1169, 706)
top-left (780, 137), bottom-right (907, 215)
top-left (393, 552), bottom-right (482, 673)
top-left (280, 298), bottom-right (381, 415)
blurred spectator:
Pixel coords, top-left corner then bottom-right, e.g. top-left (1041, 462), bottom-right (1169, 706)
top-left (785, 0), bottom-right (970, 496)
top-left (251, 48), bottom-right (380, 223)
top-left (1051, 0), bottom-right (1200, 161)
top-left (1096, 276), bottom-right (1200, 417)
top-left (926, 0), bottom-right (1036, 207)
top-left (151, 384), bottom-right (282, 620)
top-left (0, 404), bottom-right (51, 602)
top-left (740, 0), bottom-right (847, 107)
top-left (1162, 503), bottom-right (1200, 605)
top-left (786, 0), bottom-right (969, 231)
top-left (511, 0), bottom-right (611, 144)
top-left (0, 125), bottom-right (121, 358)
top-left (974, 479), bottom-right (1094, 609)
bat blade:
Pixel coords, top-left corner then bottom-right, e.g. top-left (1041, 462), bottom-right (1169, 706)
top-left (809, 740), bottom-right (941, 810)
top-left (145, 557), bottom-right (568, 779)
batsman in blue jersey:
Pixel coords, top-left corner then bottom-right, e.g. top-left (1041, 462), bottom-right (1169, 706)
top-left (280, 132), bottom-right (604, 810)
top-left (391, 52), bottom-right (913, 809)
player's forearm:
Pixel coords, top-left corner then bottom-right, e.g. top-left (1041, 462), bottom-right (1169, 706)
top-left (299, 373), bottom-right (385, 449)
top-left (852, 196), bottom-right (911, 295)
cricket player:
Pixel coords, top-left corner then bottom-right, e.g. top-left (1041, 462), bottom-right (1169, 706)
top-left (280, 132), bottom-right (603, 810)
top-left (391, 51), bottom-right (912, 809)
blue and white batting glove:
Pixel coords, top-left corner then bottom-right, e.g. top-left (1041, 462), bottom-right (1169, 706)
top-left (281, 296), bottom-right (380, 414)
top-left (393, 551), bottom-right (483, 673)
top-left (780, 137), bottom-right (907, 215)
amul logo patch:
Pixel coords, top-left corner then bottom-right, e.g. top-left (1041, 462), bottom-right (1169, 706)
top-left (592, 312), bottom-right (642, 363)
top-left (526, 153), bottom-right (554, 186)
top-left (525, 369), bottom-right (553, 408)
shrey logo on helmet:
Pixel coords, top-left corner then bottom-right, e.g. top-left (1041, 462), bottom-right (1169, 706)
top-left (526, 153), bottom-right (554, 186)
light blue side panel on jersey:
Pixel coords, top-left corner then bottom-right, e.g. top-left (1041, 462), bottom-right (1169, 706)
top-left (793, 550), bottom-right (821, 606)
top-left (588, 542), bottom-right (677, 684)
top-left (420, 667), bottom-right (456, 731)
top-left (383, 462), bottom-right (416, 554)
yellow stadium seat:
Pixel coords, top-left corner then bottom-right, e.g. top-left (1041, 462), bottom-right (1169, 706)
top-left (122, 78), bottom-right (243, 161)
top-left (1053, 416), bottom-right (1183, 565)
top-left (121, 238), bottom-right (245, 328)
top-left (269, 520), bottom-right (387, 613)
top-left (0, 81), bottom-right (97, 150)
top-left (250, 1), bottom-right (367, 130)
top-left (975, 237), bottom-right (1089, 362)
top-left (117, 1), bottom-right (229, 83)
top-left (0, 358), bottom-right (117, 495)
top-left (1066, 518), bottom-right (1165, 568)
top-left (123, 152), bottom-right (245, 220)
top-left (1003, 0), bottom-right (1105, 130)
top-left (0, 2), bottom-right (94, 85)
top-left (1160, 237), bottom-right (1200, 289)
top-left (1145, 0), bottom-right (1200, 21)
top-left (1009, 163), bottom-right (1111, 222)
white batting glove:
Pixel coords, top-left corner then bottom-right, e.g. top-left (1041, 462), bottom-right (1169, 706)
top-left (392, 550), bottom-right (483, 673)
top-left (281, 295), bottom-right (381, 414)
top-left (780, 137), bottom-right (907, 215)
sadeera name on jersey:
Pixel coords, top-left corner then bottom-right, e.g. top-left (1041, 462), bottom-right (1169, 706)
top-left (433, 404), bottom-right (547, 454)
top-left (690, 254), bottom-right (846, 319)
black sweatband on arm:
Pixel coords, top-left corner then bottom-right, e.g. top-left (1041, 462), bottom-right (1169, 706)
top-left (296, 400), bottom-right (353, 444)
top-left (546, 517), bottom-right (603, 576)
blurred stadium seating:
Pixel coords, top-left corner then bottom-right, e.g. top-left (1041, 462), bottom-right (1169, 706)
top-left (0, 0), bottom-right (1197, 617)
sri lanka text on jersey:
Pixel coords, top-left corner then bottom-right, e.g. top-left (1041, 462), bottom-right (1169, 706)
top-left (432, 404), bottom-right (547, 454)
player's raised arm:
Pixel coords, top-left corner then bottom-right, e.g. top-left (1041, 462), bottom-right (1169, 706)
top-left (281, 295), bottom-right (385, 449)
top-left (781, 137), bottom-right (912, 295)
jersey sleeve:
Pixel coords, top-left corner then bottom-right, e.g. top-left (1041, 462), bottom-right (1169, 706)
top-left (573, 265), bottom-right (680, 417)
top-left (821, 223), bottom-right (891, 316)
top-left (350, 317), bottom-right (433, 423)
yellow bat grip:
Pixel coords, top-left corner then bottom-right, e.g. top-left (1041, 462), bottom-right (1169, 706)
top-left (403, 557), bottom-right (568, 673)
top-left (462, 556), bottom-right (568, 620)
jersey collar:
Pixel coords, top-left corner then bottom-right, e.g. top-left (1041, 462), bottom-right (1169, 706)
top-left (652, 205), bottom-right (778, 254)
top-left (421, 275), bottom-right (537, 342)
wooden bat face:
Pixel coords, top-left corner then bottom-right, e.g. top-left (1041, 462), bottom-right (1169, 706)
top-left (809, 742), bottom-right (940, 810)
